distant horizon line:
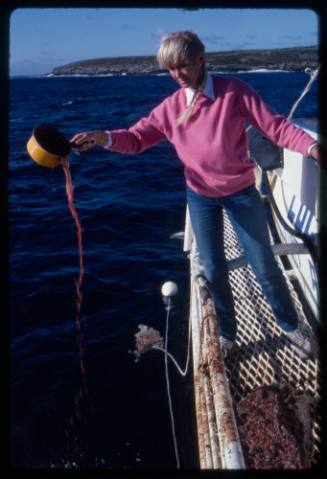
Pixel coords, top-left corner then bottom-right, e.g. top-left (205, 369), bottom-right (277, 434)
top-left (9, 69), bottom-right (316, 79)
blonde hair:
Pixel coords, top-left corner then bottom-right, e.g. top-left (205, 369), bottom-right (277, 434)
top-left (157, 31), bottom-right (205, 69)
top-left (157, 31), bottom-right (206, 126)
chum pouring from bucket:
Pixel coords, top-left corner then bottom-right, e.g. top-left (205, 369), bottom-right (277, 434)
top-left (26, 123), bottom-right (92, 464)
top-left (26, 124), bottom-right (91, 168)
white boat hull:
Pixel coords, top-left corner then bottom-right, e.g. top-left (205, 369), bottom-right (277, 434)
top-left (268, 118), bottom-right (318, 319)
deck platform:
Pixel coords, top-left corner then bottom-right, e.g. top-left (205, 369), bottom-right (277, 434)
top-left (185, 209), bottom-right (320, 469)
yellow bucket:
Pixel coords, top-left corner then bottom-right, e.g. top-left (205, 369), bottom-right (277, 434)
top-left (27, 125), bottom-right (72, 168)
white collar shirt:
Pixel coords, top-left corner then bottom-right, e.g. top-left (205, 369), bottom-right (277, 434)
top-left (185, 72), bottom-right (215, 106)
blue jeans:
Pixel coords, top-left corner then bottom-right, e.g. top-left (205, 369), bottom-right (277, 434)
top-left (186, 184), bottom-right (298, 341)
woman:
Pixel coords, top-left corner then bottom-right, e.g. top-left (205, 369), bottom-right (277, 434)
top-left (71, 31), bottom-right (321, 359)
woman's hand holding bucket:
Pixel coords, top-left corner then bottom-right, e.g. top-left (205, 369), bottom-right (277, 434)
top-left (70, 131), bottom-right (109, 151)
top-left (26, 125), bottom-right (110, 168)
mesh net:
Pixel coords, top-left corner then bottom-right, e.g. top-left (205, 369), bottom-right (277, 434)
top-left (221, 211), bottom-right (321, 465)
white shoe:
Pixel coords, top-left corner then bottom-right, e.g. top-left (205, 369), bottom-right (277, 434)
top-left (284, 323), bottom-right (317, 359)
top-left (219, 336), bottom-right (236, 358)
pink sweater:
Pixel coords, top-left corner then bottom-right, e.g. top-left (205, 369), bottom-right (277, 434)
top-left (105, 76), bottom-right (315, 197)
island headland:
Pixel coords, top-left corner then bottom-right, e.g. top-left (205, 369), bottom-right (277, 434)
top-left (49, 45), bottom-right (318, 76)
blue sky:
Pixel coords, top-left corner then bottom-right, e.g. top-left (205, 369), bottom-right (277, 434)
top-left (10, 7), bottom-right (318, 76)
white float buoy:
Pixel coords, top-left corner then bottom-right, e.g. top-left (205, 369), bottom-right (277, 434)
top-left (161, 281), bottom-right (178, 298)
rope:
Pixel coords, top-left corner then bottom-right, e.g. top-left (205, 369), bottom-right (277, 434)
top-left (164, 297), bottom-right (180, 468)
top-left (287, 66), bottom-right (320, 121)
top-left (245, 64), bottom-right (320, 135)
top-left (152, 346), bottom-right (190, 377)
top-left (152, 302), bottom-right (192, 377)
top-left (151, 295), bottom-right (193, 468)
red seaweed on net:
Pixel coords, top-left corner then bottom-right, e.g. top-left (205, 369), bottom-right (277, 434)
top-left (235, 384), bottom-right (314, 469)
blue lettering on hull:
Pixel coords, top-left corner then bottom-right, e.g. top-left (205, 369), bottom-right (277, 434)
top-left (287, 194), bottom-right (314, 236)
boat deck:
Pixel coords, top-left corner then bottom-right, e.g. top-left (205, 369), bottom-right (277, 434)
top-left (186, 209), bottom-right (320, 469)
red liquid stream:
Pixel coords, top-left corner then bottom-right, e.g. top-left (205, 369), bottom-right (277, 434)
top-left (61, 156), bottom-right (89, 463)
top-left (62, 158), bottom-right (84, 328)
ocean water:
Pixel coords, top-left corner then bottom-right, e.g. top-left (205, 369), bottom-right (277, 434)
top-left (9, 72), bottom-right (317, 469)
